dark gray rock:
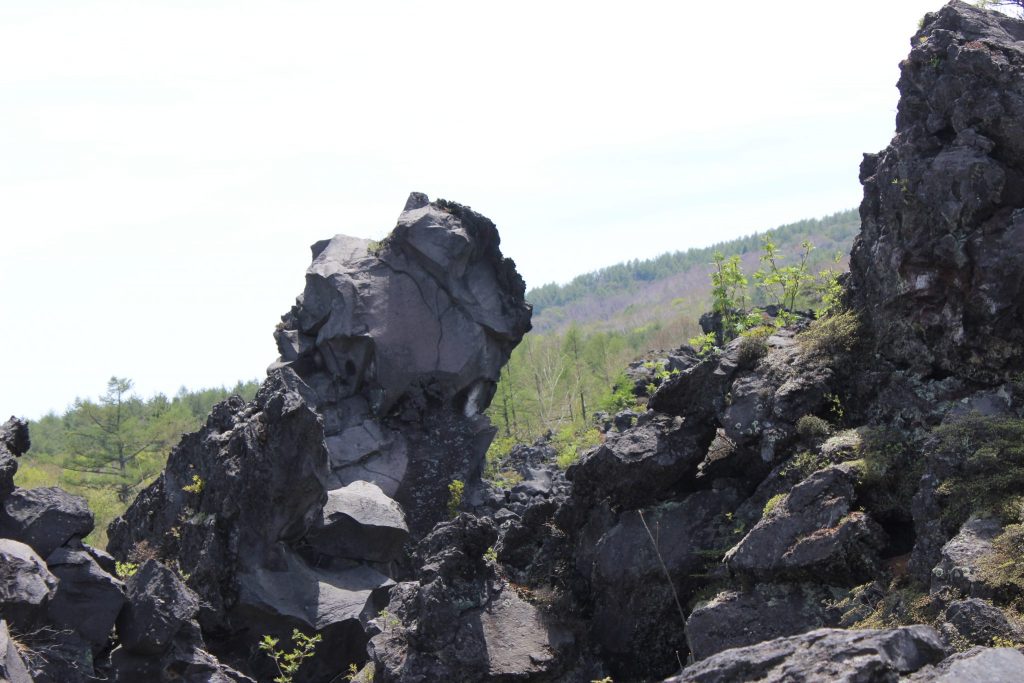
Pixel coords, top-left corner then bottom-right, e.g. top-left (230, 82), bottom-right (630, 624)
top-left (0, 619), bottom-right (33, 683)
top-left (685, 583), bottom-right (840, 661)
top-left (305, 480), bottom-right (409, 563)
top-left (940, 598), bottom-right (1024, 647)
top-left (273, 194), bottom-right (531, 535)
top-left (567, 414), bottom-right (708, 508)
top-left (368, 514), bottom-right (574, 682)
top-left (850, 2), bottom-right (1024, 384)
top-left (0, 539), bottom-right (57, 631)
top-left (931, 517), bottom-right (1002, 599)
top-left (726, 465), bottom-right (884, 583)
top-left (117, 559), bottom-right (200, 656)
top-left (906, 646), bottom-right (1024, 682)
top-left (579, 489), bottom-right (741, 679)
top-left (0, 417), bottom-right (29, 503)
top-left (667, 626), bottom-right (948, 682)
top-left (0, 487), bottom-right (93, 559)
top-left (46, 547), bottom-right (125, 651)
top-left (0, 417), bottom-right (31, 457)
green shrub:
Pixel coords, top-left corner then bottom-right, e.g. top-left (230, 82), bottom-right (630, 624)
top-left (796, 415), bottom-right (832, 439)
top-left (978, 524), bottom-right (1024, 609)
top-left (934, 415), bottom-right (1024, 528)
top-left (553, 424), bottom-right (602, 470)
top-left (447, 480), bottom-right (465, 518)
top-left (857, 428), bottom-right (920, 519)
top-left (259, 629), bottom-right (321, 683)
top-left (763, 493), bottom-right (786, 517)
top-left (598, 372), bottom-right (641, 413)
top-left (799, 310), bottom-right (860, 356)
top-left (737, 326), bottom-right (772, 366)
top-left (784, 450), bottom-right (828, 478)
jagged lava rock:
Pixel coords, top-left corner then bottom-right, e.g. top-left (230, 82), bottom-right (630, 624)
top-left (46, 547), bottom-right (125, 651)
top-left (851, 1), bottom-right (1024, 383)
top-left (0, 487), bottom-right (94, 559)
top-left (108, 194), bottom-right (530, 679)
top-left (0, 538), bottom-right (57, 631)
top-left (273, 192), bottom-right (531, 534)
top-left (0, 417), bottom-right (29, 501)
top-left (667, 626), bottom-right (948, 683)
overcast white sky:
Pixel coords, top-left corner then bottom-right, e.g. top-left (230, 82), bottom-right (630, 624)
top-left (1, 0), bottom-right (945, 419)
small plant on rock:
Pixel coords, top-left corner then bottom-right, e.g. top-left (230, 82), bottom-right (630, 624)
top-left (182, 474), bottom-right (205, 494)
top-left (447, 479), bottom-right (465, 518)
top-left (796, 415), bottom-right (832, 439)
top-left (114, 561), bottom-right (138, 579)
top-left (259, 629), bottom-right (321, 683)
top-left (763, 493), bottom-right (787, 517)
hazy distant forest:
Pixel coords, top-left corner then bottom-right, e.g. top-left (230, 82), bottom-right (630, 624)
top-left (16, 209), bottom-right (858, 548)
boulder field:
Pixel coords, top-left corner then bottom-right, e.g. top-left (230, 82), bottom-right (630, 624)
top-left (4, 2), bottom-right (1024, 681)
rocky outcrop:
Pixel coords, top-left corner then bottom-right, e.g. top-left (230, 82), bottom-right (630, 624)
top-left (0, 620), bottom-right (32, 683)
top-left (104, 194), bottom-right (531, 680)
top-left (667, 627), bottom-right (948, 683)
top-left (367, 514), bottom-right (579, 682)
top-left (851, 1), bottom-right (1024, 384)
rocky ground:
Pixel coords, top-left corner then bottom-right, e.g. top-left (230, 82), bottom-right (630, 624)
top-left (4, 2), bottom-right (1024, 682)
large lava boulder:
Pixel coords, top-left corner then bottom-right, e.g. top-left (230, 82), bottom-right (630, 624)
top-left (851, 1), bottom-right (1024, 384)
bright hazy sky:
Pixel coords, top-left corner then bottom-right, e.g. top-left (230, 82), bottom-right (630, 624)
top-left (2, 0), bottom-right (946, 419)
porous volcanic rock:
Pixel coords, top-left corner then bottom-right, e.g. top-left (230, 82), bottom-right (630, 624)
top-left (851, 1), bottom-right (1024, 384)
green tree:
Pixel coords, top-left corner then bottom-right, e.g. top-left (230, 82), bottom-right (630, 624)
top-left (62, 377), bottom-right (162, 503)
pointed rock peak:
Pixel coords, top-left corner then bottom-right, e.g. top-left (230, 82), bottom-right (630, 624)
top-left (403, 191), bottom-right (430, 212)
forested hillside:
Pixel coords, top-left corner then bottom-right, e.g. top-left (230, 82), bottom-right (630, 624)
top-left (15, 378), bottom-right (260, 546)
top-left (485, 209), bottom-right (860, 456)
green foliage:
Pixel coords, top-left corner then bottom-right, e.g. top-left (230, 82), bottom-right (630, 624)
top-left (815, 252), bottom-right (846, 317)
top-left (799, 310), bottom-right (860, 357)
top-left (850, 582), bottom-right (937, 630)
top-left (483, 435), bottom-right (525, 488)
top-left (598, 372), bottom-right (640, 413)
top-left (754, 238), bottom-right (814, 325)
top-left (447, 480), bottom-right (465, 518)
top-left (784, 450), bottom-right (829, 478)
top-left (259, 629), bottom-right (321, 683)
top-left (114, 561), bottom-right (138, 579)
top-left (181, 474), bottom-right (204, 494)
top-left (978, 524), bottom-right (1024, 608)
top-left (856, 428), bottom-right (920, 519)
top-left (688, 331), bottom-right (718, 358)
top-left (377, 609), bottom-right (401, 631)
top-left (711, 252), bottom-right (750, 341)
top-left (934, 415), bottom-right (1024, 528)
top-left (553, 424), bottom-right (602, 469)
top-left (737, 325), bottom-right (773, 367)
top-left (796, 415), bottom-right (832, 439)
top-left (763, 493), bottom-right (786, 517)
top-left (483, 546), bottom-right (498, 563)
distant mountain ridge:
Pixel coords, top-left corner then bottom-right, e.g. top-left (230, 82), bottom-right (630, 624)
top-left (527, 208), bottom-right (860, 334)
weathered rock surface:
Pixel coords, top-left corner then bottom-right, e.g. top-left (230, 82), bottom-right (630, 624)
top-left (931, 517), bottom-right (1002, 598)
top-left (0, 417), bottom-right (29, 502)
top-left (667, 626), bottom-right (948, 682)
top-left (906, 646), bottom-right (1024, 682)
top-left (46, 547), bottom-right (125, 651)
top-left (685, 583), bottom-right (841, 661)
top-left (726, 465), bottom-right (884, 583)
top-left (851, 1), bottom-right (1024, 384)
top-left (306, 480), bottom-right (409, 563)
top-left (0, 487), bottom-right (94, 559)
top-left (0, 539), bottom-right (57, 631)
top-left (368, 514), bottom-right (576, 682)
top-left (106, 194), bottom-right (531, 679)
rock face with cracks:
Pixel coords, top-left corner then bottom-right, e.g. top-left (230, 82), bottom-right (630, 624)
top-left (851, 1), bottom-right (1024, 383)
top-left (106, 193), bottom-right (531, 680)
